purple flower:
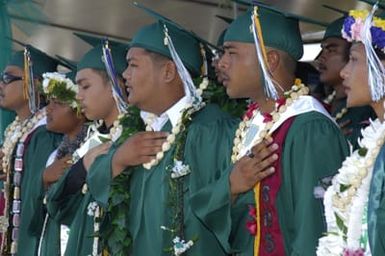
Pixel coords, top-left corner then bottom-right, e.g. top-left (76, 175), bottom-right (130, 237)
top-left (371, 26), bottom-right (385, 50)
top-left (343, 16), bottom-right (356, 39)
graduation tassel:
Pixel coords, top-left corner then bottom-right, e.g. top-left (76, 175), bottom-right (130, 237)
top-left (362, 3), bottom-right (385, 102)
top-left (23, 48), bottom-right (29, 100)
top-left (23, 48), bottom-right (38, 113)
top-left (102, 40), bottom-right (128, 114)
top-left (163, 24), bottom-right (200, 103)
top-left (251, 6), bottom-right (279, 100)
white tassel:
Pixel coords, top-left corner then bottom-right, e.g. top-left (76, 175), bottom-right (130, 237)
top-left (250, 14), bottom-right (279, 100)
top-left (102, 44), bottom-right (128, 114)
top-left (362, 3), bottom-right (385, 102)
top-left (163, 24), bottom-right (200, 103)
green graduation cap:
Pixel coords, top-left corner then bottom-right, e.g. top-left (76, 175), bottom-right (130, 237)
top-left (321, 5), bottom-right (348, 40)
top-left (323, 17), bottom-right (345, 40)
top-left (7, 44), bottom-right (59, 77)
top-left (77, 42), bottom-right (128, 75)
top-left (130, 2), bottom-right (204, 77)
top-left (55, 55), bottom-right (77, 82)
top-left (74, 32), bottom-right (127, 48)
top-left (216, 15), bottom-right (234, 46)
top-left (56, 55), bottom-right (77, 71)
top-left (224, 6), bottom-right (304, 60)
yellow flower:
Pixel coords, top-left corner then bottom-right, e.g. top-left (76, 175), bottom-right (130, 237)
top-left (294, 78), bottom-right (302, 86)
top-left (349, 10), bottom-right (369, 20)
top-left (374, 17), bottom-right (385, 31)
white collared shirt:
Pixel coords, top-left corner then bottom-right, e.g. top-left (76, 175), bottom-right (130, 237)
top-left (140, 96), bottom-right (192, 131)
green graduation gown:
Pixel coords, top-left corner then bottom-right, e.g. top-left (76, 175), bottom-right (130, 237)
top-left (46, 160), bottom-right (99, 256)
top-left (46, 124), bottom-right (120, 256)
top-left (88, 104), bottom-right (253, 255)
top-left (276, 111), bottom-right (349, 255)
top-left (367, 144), bottom-right (385, 255)
top-left (4, 125), bottom-right (62, 256)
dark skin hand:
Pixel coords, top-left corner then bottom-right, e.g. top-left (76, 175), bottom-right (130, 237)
top-left (83, 142), bottom-right (112, 171)
top-left (43, 155), bottom-right (73, 189)
top-left (230, 137), bottom-right (279, 202)
top-left (112, 131), bottom-right (168, 177)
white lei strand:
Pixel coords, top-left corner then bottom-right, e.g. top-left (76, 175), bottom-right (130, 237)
top-left (73, 116), bottom-right (122, 256)
top-left (322, 90), bottom-right (348, 121)
top-left (324, 90), bottom-right (336, 105)
top-left (231, 80), bottom-right (309, 162)
top-left (142, 78), bottom-right (209, 170)
top-left (0, 110), bottom-right (46, 254)
top-left (317, 119), bottom-right (385, 255)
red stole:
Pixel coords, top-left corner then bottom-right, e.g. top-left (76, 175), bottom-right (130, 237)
top-left (255, 117), bottom-right (295, 256)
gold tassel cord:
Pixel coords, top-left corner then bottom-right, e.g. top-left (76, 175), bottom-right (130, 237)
top-left (23, 48), bottom-right (30, 100)
top-left (253, 6), bottom-right (269, 71)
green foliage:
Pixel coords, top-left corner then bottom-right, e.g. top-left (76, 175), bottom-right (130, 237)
top-left (99, 106), bottom-right (144, 255)
top-left (358, 147), bottom-right (368, 157)
top-left (194, 77), bottom-right (247, 118)
top-left (334, 213), bottom-right (347, 238)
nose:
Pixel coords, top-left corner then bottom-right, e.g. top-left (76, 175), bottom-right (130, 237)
top-left (217, 53), bottom-right (228, 72)
top-left (340, 64), bottom-right (348, 80)
top-left (122, 67), bottom-right (130, 83)
top-left (46, 101), bottom-right (53, 113)
top-left (76, 89), bottom-right (83, 101)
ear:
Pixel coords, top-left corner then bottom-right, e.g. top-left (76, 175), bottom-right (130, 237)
top-left (162, 60), bottom-right (178, 84)
top-left (266, 50), bottom-right (280, 73)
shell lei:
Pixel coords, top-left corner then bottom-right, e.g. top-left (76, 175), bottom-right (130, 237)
top-left (142, 77), bottom-right (209, 169)
top-left (231, 79), bottom-right (309, 162)
top-left (0, 109), bottom-right (46, 255)
top-left (317, 119), bottom-right (385, 256)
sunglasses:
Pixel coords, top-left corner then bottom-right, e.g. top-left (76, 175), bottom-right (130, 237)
top-left (0, 73), bottom-right (23, 85)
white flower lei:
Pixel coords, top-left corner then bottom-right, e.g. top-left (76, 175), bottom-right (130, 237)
top-left (42, 72), bottom-right (78, 109)
top-left (317, 119), bottom-right (385, 255)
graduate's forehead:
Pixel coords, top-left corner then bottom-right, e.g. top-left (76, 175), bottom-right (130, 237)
top-left (3, 65), bottom-right (23, 76)
top-left (126, 47), bottom-right (151, 62)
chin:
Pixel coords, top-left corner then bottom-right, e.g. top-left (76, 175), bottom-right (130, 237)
top-left (46, 124), bottom-right (59, 133)
top-left (346, 98), bottom-right (368, 108)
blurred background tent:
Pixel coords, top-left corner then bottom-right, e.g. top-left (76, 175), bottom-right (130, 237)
top-left (0, 0), bottom-right (381, 143)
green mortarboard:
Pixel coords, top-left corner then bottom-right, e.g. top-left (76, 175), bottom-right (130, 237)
top-left (216, 15), bottom-right (234, 46)
top-left (7, 45), bottom-right (59, 77)
top-left (323, 17), bottom-right (345, 40)
top-left (66, 70), bottom-right (77, 82)
top-left (56, 55), bottom-right (77, 82)
top-left (321, 5), bottom-right (348, 40)
top-left (56, 55), bottom-right (77, 71)
top-left (77, 42), bottom-right (128, 75)
top-left (74, 32), bottom-right (127, 48)
top-left (130, 2), bottom-right (204, 77)
top-left (224, 7), bottom-right (304, 60)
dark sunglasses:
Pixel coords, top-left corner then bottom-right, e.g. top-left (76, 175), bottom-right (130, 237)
top-left (0, 73), bottom-right (23, 85)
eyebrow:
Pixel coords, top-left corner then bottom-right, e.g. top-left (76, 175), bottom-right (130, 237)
top-left (126, 56), bottom-right (138, 62)
top-left (223, 45), bottom-right (236, 50)
top-left (76, 78), bottom-right (87, 84)
top-left (321, 43), bottom-right (338, 49)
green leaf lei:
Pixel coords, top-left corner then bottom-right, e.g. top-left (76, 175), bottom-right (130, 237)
top-left (99, 106), bottom-right (144, 255)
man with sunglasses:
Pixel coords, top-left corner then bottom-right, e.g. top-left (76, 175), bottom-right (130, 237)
top-left (0, 45), bottom-right (62, 255)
